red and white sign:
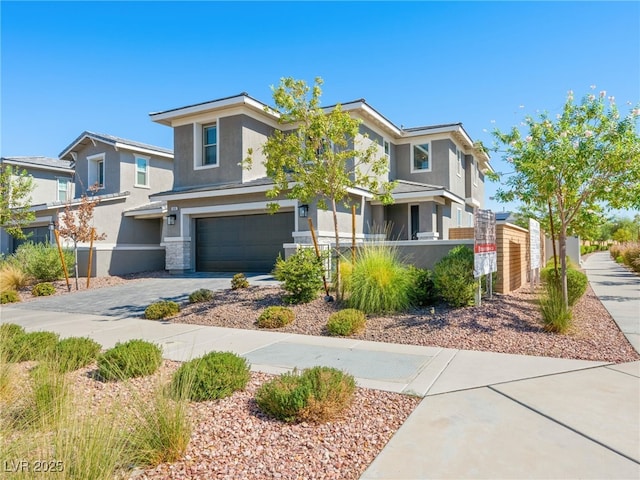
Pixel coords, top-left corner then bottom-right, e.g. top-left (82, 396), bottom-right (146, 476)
top-left (474, 209), bottom-right (497, 278)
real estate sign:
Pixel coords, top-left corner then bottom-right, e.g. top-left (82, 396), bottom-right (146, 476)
top-left (474, 209), bottom-right (497, 278)
top-left (529, 218), bottom-right (541, 269)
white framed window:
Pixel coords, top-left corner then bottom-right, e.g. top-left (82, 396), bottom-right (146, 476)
top-left (56, 178), bottom-right (69, 202)
top-left (456, 207), bottom-right (462, 227)
top-left (467, 212), bottom-right (473, 227)
top-left (135, 155), bottom-right (150, 187)
top-left (456, 147), bottom-right (464, 177)
top-left (194, 121), bottom-right (219, 170)
top-left (87, 153), bottom-right (105, 189)
top-left (383, 140), bottom-right (390, 159)
top-left (411, 142), bottom-right (431, 172)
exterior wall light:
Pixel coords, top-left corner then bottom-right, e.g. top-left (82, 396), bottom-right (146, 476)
top-left (166, 214), bottom-right (177, 226)
top-left (299, 204), bottom-right (309, 218)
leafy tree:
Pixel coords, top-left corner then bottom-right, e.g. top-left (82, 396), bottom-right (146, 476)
top-left (492, 88), bottom-right (640, 307)
top-left (245, 77), bottom-right (395, 296)
top-left (0, 164), bottom-right (35, 239)
top-left (56, 185), bottom-right (106, 289)
top-left (612, 227), bottom-right (633, 243)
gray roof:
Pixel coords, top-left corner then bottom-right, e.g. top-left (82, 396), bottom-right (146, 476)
top-left (59, 131), bottom-right (173, 159)
top-left (151, 177), bottom-right (275, 198)
top-left (123, 201), bottom-right (166, 213)
top-left (391, 180), bottom-right (444, 194)
top-left (1, 156), bottom-right (74, 172)
top-left (402, 122), bottom-right (463, 133)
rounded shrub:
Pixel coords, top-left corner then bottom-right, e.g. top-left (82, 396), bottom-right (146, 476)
top-left (188, 289), bottom-right (213, 304)
top-left (54, 336), bottom-right (102, 372)
top-left (144, 300), bottom-right (180, 320)
top-left (5, 331), bottom-right (60, 362)
top-left (13, 242), bottom-right (74, 282)
top-left (407, 266), bottom-right (437, 307)
top-left (231, 273), bottom-right (249, 290)
top-left (1, 290), bottom-right (20, 304)
top-left (327, 309), bottom-right (366, 336)
top-left (170, 351), bottom-right (250, 401)
top-left (255, 366), bottom-right (356, 423)
top-left (257, 306), bottom-right (295, 329)
top-left (98, 339), bottom-right (162, 381)
top-left (0, 323), bottom-right (26, 340)
top-left (540, 267), bottom-right (588, 306)
top-left (32, 282), bottom-right (56, 297)
top-left (273, 249), bottom-right (324, 304)
top-left (433, 246), bottom-right (477, 307)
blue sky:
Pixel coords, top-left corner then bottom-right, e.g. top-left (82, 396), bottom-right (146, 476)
top-left (2, 1), bottom-right (639, 214)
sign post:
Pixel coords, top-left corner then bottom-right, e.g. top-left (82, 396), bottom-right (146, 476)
top-left (474, 209), bottom-right (497, 306)
top-left (529, 218), bottom-right (541, 292)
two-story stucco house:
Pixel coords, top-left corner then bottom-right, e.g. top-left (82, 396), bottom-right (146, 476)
top-left (150, 93), bottom-right (492, 273)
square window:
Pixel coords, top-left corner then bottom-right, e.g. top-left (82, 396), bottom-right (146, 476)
top-left (203, 124), bottom-right (217, 166)
top-left (412, 143), bottom-right (430, 171)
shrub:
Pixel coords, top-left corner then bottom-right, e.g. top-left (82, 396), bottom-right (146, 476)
top-left (1, 290), bottom-right (20, 304)
top-left (13, 242), bottom-right (74, 282)
top-left (348, 244), bottom-right (411, 314)
top-left (144, 300), bottom-right (180, 320)
top-left (0, 263), bottom-right (29, 292)
top-left (188, 288), bottom-right (213, 304)
top-left (231, 273), bottom-right (249, 290)
top-left (539, 282), bottom-right (572, 333)
top-left (54, 337), bottom-right (102, 373)
top-left (327, 309), bottom-right (366, 336)
top-left (407, 266), bottom-right (438, 307)
top-left (433, 246), bottom-right (477, 307)
top-left (621, 243), bottom-right (640, 273)
top-left (273, 249), bottom-right (324, 304)
top-left (27, 362), bottom-right (70, 427)
top-left (333, 259), bottom-right (353, 300)
top-left (257, 306), bottom-right (295, 329)
top-left (0, 323), bottom-right (25, 341)
top-left (616, 255), bottom-right (624, 263)
top-left (3, 330), bottom-right (60, 363)
top-left (544, 256), bottom-right (577, 270)
top-left (32, 282), bottom-right (56, 296)
top-left (0, 323), bottom-right (26, 362)
top-left (540, 267), bottom-right (588, 306)
top-left (170, 351), bottom-right (249, 401)
top-left (98, 340), bottom-right (162, 381)
top-left (256, 366), bottom-right (355, 423)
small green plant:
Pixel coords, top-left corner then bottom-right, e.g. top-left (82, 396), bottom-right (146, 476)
top-left (98, 339), bottom-right (162, 381)
top-left (1, 290), bottom-right (20, 304)
top-left (0, 263), bottom-right (29, 292)
top-left (5, 330), bottom-right (60, 362)
top-left (255, 366), bottom-right (356, 423)
top-left (273, 248), bottom-right (324, 304)
top-left (257, 306), bottom-right (295, 329)
top-left (327, 309), bottom-right (366, 336)
top-left (170, 351), bottom-right (250, 401)
top-left (0, 323), bottom-right (25, 341)
top-left (31, 282), bottom-right (56, 296)
top-left (13, 242), bottom-right (74, 282)
top-left (231, 273), bottom-right (250, 290)
top-left (26, 362), bottom-right (70, 427)
top-left (53, 336), bottom-right (102, 373)
top-left (334, 259), bottom-right (353, 300)
top-left (407, 266), bottom-right (438, 307)
top-left (188, 288), bottom-right (213, 303)
top-left (539, 282), bottom-right (572, 333)
top-left (144, 300), bottom-right (180, 320)
top-left (433, 246), bottom-right (478, 307)
top-left (540, 267), bottom-right (588, 306)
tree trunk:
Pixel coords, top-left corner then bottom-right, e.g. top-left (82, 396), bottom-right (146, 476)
top-left (332, 198), bottom-right (341, 300)
top-left (559, 223), bottom-right (569, 309)
top-left (73, 242), bottom-right (79, 291)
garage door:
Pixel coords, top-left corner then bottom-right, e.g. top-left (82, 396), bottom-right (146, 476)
top-left (195, 213), bottom-right (294, 272)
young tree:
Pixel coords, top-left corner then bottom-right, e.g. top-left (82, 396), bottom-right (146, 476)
top-left (492, 89), bottom-right (640, 307)
top-left (0, 164), bottom-right (35, 239)
top-left (56, 186), bottom-right (106, 289)
top-left (245, 77), bottom-right (395, 296)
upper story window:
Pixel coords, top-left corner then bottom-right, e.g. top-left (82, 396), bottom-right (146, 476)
top-left (57, 178), bottom-right (69, 202)
top-left (471, 157), bottom-right (478, 186)
top-left (456, 148), bottom-right (464, 177)
top-left (383, 140), bottom-right (390, 159)
top-left (203, 124), bottom-right (218, 166)
top-left (87, 153), bottom-right (105, 189)
top-left (135, 156), bottom-right (149, 187)
top-left (411, 142), bottom-right (431, 172)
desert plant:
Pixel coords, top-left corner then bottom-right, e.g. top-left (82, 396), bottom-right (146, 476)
top-left (26, 362), bottom-right (70, 427)
top-left (255, 366), bottom-right (355, 423)
top-left (170, 351), bottom-right (249, 401)
top-left (1, 290), bottom-right (20, 304)
top-left (540, 267), bottom-right (588, 306)
top-left (13, 242), bottom-right (74, 282)
top-left (273, 248), bottom-right (324, 304)
top-left (539, 282), bottom-right (572, 333)
top-left (4, 331), bottom-right (60, 363)
top-left (407, 266), bottom-right (438, 307)
top-left (31, 282), bottom-right (56, 297)
top-left (326, 309), bottom-right (366, 336)
top-left (433, 245), bottom-right (477, 307)
top-left (257, 306), bottom-right (295, 329)
top-left (348, 243), bottom-right (411, 314)
top-left (53, 336), bottom-right (101, 373)
top-left (144, 300), bottom-right (180, 320)
top-left (98, 339), bottom-right (162, 381)
top-left (621, 243), bottom-right (640, 273)
top-left (0, 263), bottom-right (29, 292)
top-left (231, 273), bottom-right (249, 290)
top-left (334, 259), bottom-right (353, 300)
top-left (188, 288), bottom-right (213, 303)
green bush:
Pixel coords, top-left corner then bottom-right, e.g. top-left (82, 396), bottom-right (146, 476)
top-left (98, 340), bottom-right (162, 381)
top-left (348, 244), bottom-right (411, 314)
top-left (257, 306), bottom-right (295, 329)
top-left (433, 246), bottom-right (477, 307)
top-left (255, 366), bottom-right (356, 423)
top-left (13, 242), bottom-right (74, 282)
top-left (169, 351), bottom-right (250, 401)
top-left (327, 309), bottom-right (366, 336)
top-left (0, 323), bottom-right (25, 341)
top-left (273, 249), bottom-right (324, 304)
top-left (231, 273), bottom-right (249, 290)
top-left (539, 282), bottom-right (572, 333)
top-left (540, 267), bottom-right (588, 306)
top-left (1, 290), bottom-right (20, 304)
top-left (144, 300), bottom-right (180, 320)
top-left (32, 282), bottom-right (56, 297)
top-left (407, 266), bottom-right (438, 307)
top-left (5, 331), bottom-right (60, 362)
top-left (53, 337), bottom-right (102, 372)
top-left (188, 289), bottom-right (213, 304)
top-left (615, 255), bottom-right (624, 263)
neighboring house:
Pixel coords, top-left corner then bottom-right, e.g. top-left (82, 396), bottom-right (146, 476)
top-left (0, 156), bottom-right (75, 254)
top-left (2, 132), bottom-right (174, 276)
top-left (149, 93), bottom-right (493, 273)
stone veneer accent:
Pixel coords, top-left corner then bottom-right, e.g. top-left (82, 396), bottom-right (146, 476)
top-left (164, 238), bottom-right (191, 271)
